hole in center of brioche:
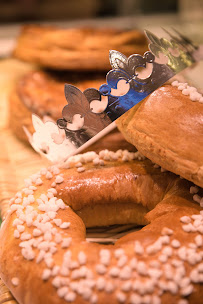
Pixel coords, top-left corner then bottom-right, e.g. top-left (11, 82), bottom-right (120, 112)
top-left (86, 224), bottom-right (143, 245)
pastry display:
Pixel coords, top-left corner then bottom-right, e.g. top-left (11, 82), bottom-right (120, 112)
top-left (13, 25), bottom-right (148, 71)
top-left (117, 82), bottom-right (203, 188)
top-left (1, 21), bottom-right (202, 304)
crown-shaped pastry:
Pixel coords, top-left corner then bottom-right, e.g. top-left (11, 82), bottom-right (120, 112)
top-left (25, 29), bottom-right (202, 163)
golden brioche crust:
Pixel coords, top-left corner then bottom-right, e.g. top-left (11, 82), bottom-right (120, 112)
top-left (117, 84), bottom-right (203, 188)
top-left (13, 25), bottom-right (148, 71)
top-left (0, 149), bottom-right (203, 304)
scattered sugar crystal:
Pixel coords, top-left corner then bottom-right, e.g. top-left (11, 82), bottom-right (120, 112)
top-left (130, 293), bottom-right (142, 304)
top-left (78, 251), bottom-right (87, 265)
top-left (116, 291), bottom-right (126, 303)
top-left (64, 291), bottom-right (76, 302)
top-left (52, 276), bottom-right (61, 288)
top-left (46, 171), bottom-right (53, 179)
top-left (95, 264), bottom-right (107, 275)
top-left (120, 265), bottom-right (132, 280)
top-left (53, 219), bottom-right (62, 227)
top-left (14, 198), bottom-right (22, 204)
top-left (190, 186), bottom-right (199, 194)
top-left (180, 284), bottom-right (193, 297)
top-left (48, 188), bottom-right (57, 195)
top-left (60, 222), bottom-right (70, 229)
top-left (47, 211), bottom-right (56, 219)
top-left (13, 218), bottom-right (23, 227)
top-left (182, 89), bottom-right (189, 95)
top-left (61, 237), bottom-right (72, 248)
top-left (77, 167), bottom-right (85, 173)
top-left (105, 281), bottom-right (114, 293)
top-left (159, 254), bottom-right (168, 263)
top-left (96, 277), bottom-right (105, 291)
top-left (109, 267), bottom-right (119, 277)
top-left (114, 248), bottom-right (125, 258)
top-left (52, 265), bottom-right (60, 276)
top-left (14, 230), bottom-right (20, 238)
top-left (161, 227), bottom-right (173, 235)
top-left (22, 247), bottom-right (35, 260)
top-left (121, 281), bottom-right (132, 292)
top-left (117, 255), bottom-right (128, 267)
top-left (90, 294), bottom-right (98, 304)
top-left (171, 239), bottom-right (181, 248)
top-left (93, 157), bottom-right (100, 165)
top-left (75, 162), bottom-right (83, 168)
top-left (40, 168), bottom-right (47, 175)
top-left (134, 241), bottom-right (144, 255)
top-left (51, 166), bottom-right (60, 175)
top-left (178, 300), bottom-right (188, 304)
top-left (195, 235), bottom-right (203, 247)
top-left (57, 286), bottom-right (69, 298)
top-left (55, 233), bottom-right (62, 244)
top-left (55, 175), bottom-right (64, 184)
top-left (193, 194), bottom-right (201, 204)
top-left (42, 268), bottom-right (51, 281)
top-left (172, 80), bottom-right (179, 87)
top-left (17, 225), bottom-right (25, 233)
top-left (35, 178), bottom-right (43, 186)
top-left (100, 249), bottom-right (111, 266)
top-left (11, 277), bottom-right (19, 286)
top-left (137, 261), bottom-right (148, 276)
top-left (180, 216), bottom-right (191, 224)
top-left (162, 246), bottom-right (173, 257)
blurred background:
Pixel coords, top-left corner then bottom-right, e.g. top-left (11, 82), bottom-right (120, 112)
top-left (0, 0), bottom-right (180, 22)
top-left (0, 0), bottom-right (202, 23)
top-left (0, 0), bottom-right (203, 58)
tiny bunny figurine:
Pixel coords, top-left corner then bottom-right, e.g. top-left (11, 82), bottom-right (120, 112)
top-left (24, 115), bottom-right (76, 163)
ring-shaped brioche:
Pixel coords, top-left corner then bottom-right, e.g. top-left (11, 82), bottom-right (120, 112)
top-left (13, 26), bottom-right (148, 71)
top-left (117, 83), bottom-right (203, 188)
top-left (0, 133), bottom-right (203, 304)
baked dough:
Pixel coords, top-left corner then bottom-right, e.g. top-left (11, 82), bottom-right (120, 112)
top-left (13, 25), bottom-right (148, 71)
top-left (117, 84), bottom-right (203, 188)
top-left (0, 145), bottom-right (203, 304)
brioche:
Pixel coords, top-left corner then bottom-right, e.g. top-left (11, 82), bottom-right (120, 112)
top-left (13, 25), bottom-right (148, 71)
top-left (117, 82), bottom-right (203, 188)
top-left (0, 141), bottom-right (203, 304)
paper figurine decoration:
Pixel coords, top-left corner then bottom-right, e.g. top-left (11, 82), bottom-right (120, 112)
top-left (24, 29), bottom-right (203, 163)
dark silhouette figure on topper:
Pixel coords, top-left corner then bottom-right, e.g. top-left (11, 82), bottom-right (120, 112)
top-left (57, 85), bottom-right (111, 148)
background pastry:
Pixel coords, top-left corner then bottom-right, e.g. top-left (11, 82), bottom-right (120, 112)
top-left (13, 25), bottom-right (148, 71)
top-left (9, 24), bottom-right (148, 143)
top-left (10, 70), bottom-right (105, 142)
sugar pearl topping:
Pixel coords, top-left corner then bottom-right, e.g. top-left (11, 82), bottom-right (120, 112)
top-left (171, 80), bottom-right (203, 103)
top-left (61, 149), bottom-right (146, 170)
top-left (3, 149), bottom-right (203, 303)
top-left (11, 277), bottom-right (19, 286)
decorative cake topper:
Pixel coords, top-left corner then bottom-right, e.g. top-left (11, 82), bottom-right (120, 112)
top-left (24, 28), bottom-right (202, 163)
